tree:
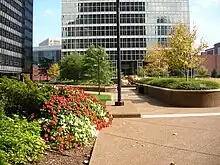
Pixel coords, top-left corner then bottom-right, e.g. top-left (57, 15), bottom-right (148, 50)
top-left (197, 65), bottom-right (208, 77)
top-left (137, 66), bottom-right (145, 77)
top-left (169, 68), bottom-right (185, 77)
top-left (83, 45), bottom-right (113, 94)
top-left (59, 52), bottom-right (84, 81)
top-left (48, 63), bottom-right (60, 82)
top-left (39, 57), bottom-right (54, 81)
top-left (144, 44), bottom-right (168, 77)
top-left (211, 68), bottom-right (218, 78)
top-left (165, 23), bottom-right (208, 81)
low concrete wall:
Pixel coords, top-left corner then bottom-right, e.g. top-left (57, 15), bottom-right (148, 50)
top-left (55, 85), bottom-right (116, 93)
top-left (136, 84), bottom-right (220, 107)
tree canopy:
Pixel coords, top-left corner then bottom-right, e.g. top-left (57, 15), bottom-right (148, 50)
top-left (165, 23), bottom-right (208, 80)
top-left (83, 45), bottom-right (113, 85)
top-left (59, 52), bottom-right (84, 81)
top-left (144, 44), bottom-right (168, 77)
top-left (48, 63), bottom-right (60, 81)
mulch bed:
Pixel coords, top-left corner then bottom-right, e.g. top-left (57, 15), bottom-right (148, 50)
top-left (30, 141), bottom-right (95, 165)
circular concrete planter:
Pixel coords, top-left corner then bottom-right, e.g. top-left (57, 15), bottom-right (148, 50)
top-left (136, 84), bottom-right (220, 107)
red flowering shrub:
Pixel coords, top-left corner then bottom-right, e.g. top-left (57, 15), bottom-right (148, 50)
top-left (40, 86), bottom-right (113, 151)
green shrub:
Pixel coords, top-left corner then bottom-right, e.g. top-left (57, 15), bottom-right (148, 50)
top-left (148, 78), bottom-right (180, 89)
top-left (211, 68), bottom-right (218, 78)
top-left (197, 66), bottom-right (208, 78)
top-left (0, 99), bottom-right (6, 119)
top-left (0, 116), bottom-right (47, 165)
top-left (0, 77), bottom-right (55, 118)
top-left (42, 80), bottom-right (112, 86)
top-left (137, 78), bottom-right (220, 90)
top-left (176, 80), bottom-right (220, 90)
top-left (136, 78), bottom-right (155, 84)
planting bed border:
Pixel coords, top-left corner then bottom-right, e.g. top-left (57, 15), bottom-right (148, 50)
top-left (54, 85), bottom-right (116, 93)
top-left (136, 84), bottom-right (220, 107)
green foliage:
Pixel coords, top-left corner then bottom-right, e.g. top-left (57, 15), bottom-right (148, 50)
top-left (83, 45), bottom-right (113, 85)
top-left (0, 116), bottom-right (47, 165)
top-left (92, 94), bottom-right (112, 102)
top-left (137, 78), bottom-right (220, 90)
top-left (137, 66), bottom-right (145, 77)
top-left (148, 78), bottom-right (179, 89)
top-left (165, 23), bottom-right (208, 81)
top-left (145, 44), bottom-right (168, 77)
top-left (211, 68), bottom-right (218, 78)
top-left (169, 69), bottom-right (185, 77)
top-left (0, 77), bottom-right (55, 118)
top-left (60, 52), bottom-right (84, 81)
top-left (48, 63), bottom-right (60, 80)
top-left (39, 57), bottom-right (54, 79)
top-left (197, 66), bottom-right (208, 77)
top-left (136, 77), bottom-right (155, 84)
top-left (42, 80), bottom-right (112, 86)
top-left (175, 80), bottom-right (220, 90)
top-left (0, 99), bottom-right (6, 120)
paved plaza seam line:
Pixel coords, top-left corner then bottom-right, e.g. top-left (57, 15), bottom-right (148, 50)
top-left (130, 120), bottom-right (210, 131)
top-left (104, 133), bottom-right (220, 158)
top-left (141, 113), bottom-right (220, 118)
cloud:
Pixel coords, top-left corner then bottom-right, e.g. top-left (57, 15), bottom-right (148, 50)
top-left (43, 9), bottom-right (54, 17)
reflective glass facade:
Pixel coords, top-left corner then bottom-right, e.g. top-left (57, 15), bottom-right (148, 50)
top-left (33, 45), bottom-right (61, 65)
top-left (0, 0), bottom-right (33, 75)
top-left (62, 0), bottom-right (189, 75)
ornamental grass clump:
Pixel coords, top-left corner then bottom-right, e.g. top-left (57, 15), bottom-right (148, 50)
top-left (40, 86), bottom-right (113, 151)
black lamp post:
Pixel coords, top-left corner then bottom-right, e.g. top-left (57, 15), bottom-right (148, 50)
top-left (115, 0), bottom-right (124, 106)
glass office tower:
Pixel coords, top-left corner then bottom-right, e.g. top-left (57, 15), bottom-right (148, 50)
top-left (62, 0), bottom-right (189, 75)
top-left (0, 0), bottom-right (33, 77)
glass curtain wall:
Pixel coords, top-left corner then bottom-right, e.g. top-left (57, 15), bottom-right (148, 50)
top-left (62, 0), bottom-right (189, 75)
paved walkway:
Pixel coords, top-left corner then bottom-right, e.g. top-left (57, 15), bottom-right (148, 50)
top-left (90, 88), bottom-right (220, 165)
top-left (110, 87), bottom-right (220, 115)
top-left (90, 117), bottom-right (220, 165)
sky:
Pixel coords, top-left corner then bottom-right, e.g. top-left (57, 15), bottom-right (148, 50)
top-left (33, 0), bottom-right (220, 48)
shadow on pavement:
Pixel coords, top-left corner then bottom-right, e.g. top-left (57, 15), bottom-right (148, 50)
top-left (128, 88), bottom-right (171, 108)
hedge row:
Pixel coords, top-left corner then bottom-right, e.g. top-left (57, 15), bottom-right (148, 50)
top-left (136, 78), bottom-right (220, 90)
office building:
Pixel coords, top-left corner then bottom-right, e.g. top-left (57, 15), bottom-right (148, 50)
top-left (39, 38), bottom-right (61, 47)
top-left (33, 39), bottom-right (61, 81)
top-left (33, 39), bottom-right (61, 65)
top-left (201, 42), bottom-right (220, 56)
top-left (62, 0), bottom-right (189, 75)
top-left (0, 0), bottom-right (33, 77)
top-left (201, 42), bottom-right (220, 73)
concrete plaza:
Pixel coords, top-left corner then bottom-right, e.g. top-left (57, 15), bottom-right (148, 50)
top-left (90, 88), bottom-right (220, 165)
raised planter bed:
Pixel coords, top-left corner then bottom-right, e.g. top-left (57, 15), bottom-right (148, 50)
top-left (136, 84), bottom-right (220, 107)
top-left (54, 84), bottom-right (116, 93)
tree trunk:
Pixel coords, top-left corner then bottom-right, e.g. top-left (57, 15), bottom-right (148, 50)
top-left (185, 69), bottom-right (188, 81)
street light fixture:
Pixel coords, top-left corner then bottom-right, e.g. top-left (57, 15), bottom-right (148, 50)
top-left (115, 0), bottom-right (124, 106)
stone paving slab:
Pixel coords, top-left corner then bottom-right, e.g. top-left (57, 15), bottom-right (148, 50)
top-left (141, 116), bottom-right (220, 132)
top-left (101, 118), bottom-right (220, 153)
top-left (90, 133), bottom-right (220, 165)
top-left (106, 101), bottom-right (140, 118)
top-left (90, 117), bottom-right (220, 165)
